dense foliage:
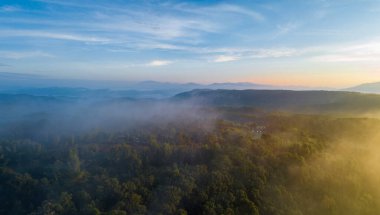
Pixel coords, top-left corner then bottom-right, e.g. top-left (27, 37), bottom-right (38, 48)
top-left (1, 111), bottom-right (380, 215)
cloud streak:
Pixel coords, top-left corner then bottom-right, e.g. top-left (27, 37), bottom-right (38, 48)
top-left (0, 63), bottom-right (10, 67)
top-left (0, 51), bottom-right (53, 59)
top-left (276, 22), bottom-right (300, 36)
top-left (173, 3), bottom-right (265, 21)
top-left (310, 41), bottom-right (380, 63)
top-left (0, 30), bottom-right (110, 43)
top-left (209, 48), bottom-right (298, 63)
top-left (213, 55), bottom-right (239, 63)
top-left (0, 5), bottom-right (20, 12)
top-left (147, 60), bottom-right (172, 67)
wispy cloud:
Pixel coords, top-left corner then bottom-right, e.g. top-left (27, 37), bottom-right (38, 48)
top-left (0, 0), bottom-right (376, 87)
top-left (0, 30), bottom-right (110, 43)
top-left (276, 22), bottom-right (299, 36)
top-left (0, 63), bottom-right (10, 67)
top-left (207, 40), bottom-right (380, 64)
top-left (0, 1), bottom-right (264, 58)
top-left (0, 5), bottom-right (20, 12)
top-left (311, 55), bottom-right (377, 62)
top-left (98, 17), bottom-right (217, 41)
top-left (30, 0), bottom-right (219, 41)
top-left (297, 29), bottom-right (343, 36)
top-left (252, 48), bottom-right (297, 58)
top-left (173, 3), bottom-right (264, 21)
top-left (211, 4), bottom-right (265, 21)
top-left (213, 55), bottom-right (239, 63)
top-left (147, 60), bottom-right (172, 67)
top-left (0, 51), bottom-right (53, 59)
top-left (311, 41), bottom-right (380, 63)
top-left (209, 47), bottom-right (298, 62)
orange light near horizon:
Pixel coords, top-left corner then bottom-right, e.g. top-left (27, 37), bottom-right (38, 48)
top-left (242, 71), bottom-right (376, 89)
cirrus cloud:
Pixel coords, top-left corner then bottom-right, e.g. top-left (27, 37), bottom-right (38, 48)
top-left (213, 55), bottom-right (239, 63)
top-left (0, 51), bottom-right (53, 59)
top-left (147, 60), bottom-right (172, 67)
top-left (0, 5), bottom-right (20, 12)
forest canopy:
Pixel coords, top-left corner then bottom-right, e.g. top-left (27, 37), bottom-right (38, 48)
top-left (1, 108), bottom-right (380, 215)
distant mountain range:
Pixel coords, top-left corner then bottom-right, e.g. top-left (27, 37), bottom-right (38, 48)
top-left (0, 84), bottom-right (276, 99)
top-left (0, 72), bottom-right (278, 99)
top-left (1, 72), bottom-right (379, 98)
top-left (0, 72), bottom-right (273, 90)
top-left (0, 72), bottom-right (331, 99)
top-left (345, 82), bottom-right (380, 93)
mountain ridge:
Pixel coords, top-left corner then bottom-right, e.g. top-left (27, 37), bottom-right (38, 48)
top-left (173, 89), bottom-right (380, 113)
top-left (345, 82), bottom-right (380, 93)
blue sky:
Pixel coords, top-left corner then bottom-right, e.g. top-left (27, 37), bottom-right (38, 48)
top-left (1, 0), bottom-right (380, 87)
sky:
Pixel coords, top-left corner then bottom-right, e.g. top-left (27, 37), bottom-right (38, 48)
top-left (0, 0), bottom-right (380, 88)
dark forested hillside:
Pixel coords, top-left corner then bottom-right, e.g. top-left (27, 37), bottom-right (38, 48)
top-left (1, 109), bottom-right (380, 215)
top-left (174, 89), bottom-right (380, 113)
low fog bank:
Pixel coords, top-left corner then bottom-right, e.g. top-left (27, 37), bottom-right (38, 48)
top-left (283, 119), bottom-right (380, 215)
top-left (0, 97), bottom-right (218, 139)
top-left (3, 89), bottom-right (380, 140)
